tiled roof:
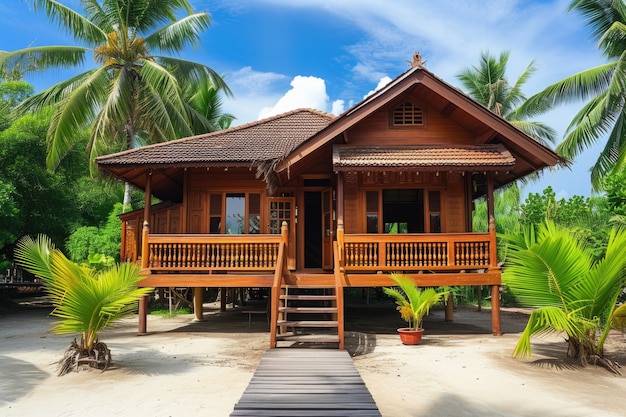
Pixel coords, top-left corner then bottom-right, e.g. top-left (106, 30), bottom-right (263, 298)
top-left (332, 144), bottom-right (515, 170)
top-left (96, 109), bottom-right (335, 167)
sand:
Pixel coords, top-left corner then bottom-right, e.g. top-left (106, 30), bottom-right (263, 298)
top-left (1, 300), bottom-right (626, 417)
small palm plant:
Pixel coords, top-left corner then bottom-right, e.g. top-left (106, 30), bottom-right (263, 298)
top-left (14, 235), bottom-right (153, 376)
top-left (383, 274), bottom-right (450, 331)
top-left (502, 220), bottom-right (626, 374)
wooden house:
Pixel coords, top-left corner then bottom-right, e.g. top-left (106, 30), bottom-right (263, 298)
top-left (96, 59), bottom-right (561, 349)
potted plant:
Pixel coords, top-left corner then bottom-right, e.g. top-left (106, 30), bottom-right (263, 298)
top-left (383, 273), bottom-right (450, 345)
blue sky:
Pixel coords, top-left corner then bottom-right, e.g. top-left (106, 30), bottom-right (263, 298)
top-left (0, 0), bottom-right (608, 200)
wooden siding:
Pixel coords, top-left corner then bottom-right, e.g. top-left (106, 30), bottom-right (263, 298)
top-left (345, 94), bottom-right (476, 146)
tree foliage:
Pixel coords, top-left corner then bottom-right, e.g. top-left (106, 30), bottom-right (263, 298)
top-left (501, 220), bottom-right (626, 373)
top-left (524, 0), bottom-right (626, 190)
top-left (0, 110), bottom-right (87, 256)
top-left (457, 50), bottom-right (556, 146)
top-left (0, 0), bottom-right (231, 174)
top-left (520, 186), bottom-right (612, 259)
top-left (66, 203), bottom-right (124, 264)
top-left (14, 234), bottom-right (152, 375)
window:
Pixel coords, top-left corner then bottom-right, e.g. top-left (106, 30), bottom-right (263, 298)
top-left (392, 101), bottom-right (424, 126)
top-left (208, 192), bottom-right (261, 234)
top-left (366, 191), bottom-right (379, 233)
top-left (428, 190), bottom-right (441, 233)
top-left (364, 188), bottom-right (442, 233)
top-left (383, 189), bottom-right (424, 233)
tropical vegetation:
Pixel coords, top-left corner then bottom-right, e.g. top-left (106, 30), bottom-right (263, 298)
top-left (0, 0), bottom-right (231, 208)
top-left (501, 220), bottom-right (626, 374)
top-left (14, 234), bottom-right (153, 376)
top-left (383, 274), bottom-right (450, 331)
top-left (524, 0), bottom-right (626, 190)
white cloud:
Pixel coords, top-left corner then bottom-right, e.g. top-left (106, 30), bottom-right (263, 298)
top-left (363, 76), bottom-right (393, 99)
top-left (258, 75), bottom-right (329, 119)
top-left (331, 99), bottom-right (345, 115)
top-left (221, 66), bottom-right (290, 125)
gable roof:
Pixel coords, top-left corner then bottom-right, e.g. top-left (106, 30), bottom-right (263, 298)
top-left (275, 65), bottom-right (563, 189)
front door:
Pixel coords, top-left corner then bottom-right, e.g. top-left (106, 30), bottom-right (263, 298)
top-left (303, 189), bottom-right (333, 269)
top-left (268, 197), bottom-right (296, 270)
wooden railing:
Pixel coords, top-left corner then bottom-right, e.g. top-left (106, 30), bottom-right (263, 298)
top-left (142, 231), bottom-right (286, 272)
top-left (339, 232), bottom-right (495, 272)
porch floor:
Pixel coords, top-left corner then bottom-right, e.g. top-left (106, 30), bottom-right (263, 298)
top-left (229, 348), bottom-right (382, 417)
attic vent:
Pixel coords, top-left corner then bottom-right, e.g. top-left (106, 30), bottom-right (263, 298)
top-left (392, 101), bottom-right (424, 126)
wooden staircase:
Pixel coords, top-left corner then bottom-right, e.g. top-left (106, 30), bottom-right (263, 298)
top-left (269, 240), bottom-right (346, 349)
top-left (274, 286), bottom-right (341, 347)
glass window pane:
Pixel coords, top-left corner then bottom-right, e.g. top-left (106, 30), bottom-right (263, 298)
top-left (367, 214), bottom-right (378, 233)
top-left (226, 194), bottom-right (245, 234)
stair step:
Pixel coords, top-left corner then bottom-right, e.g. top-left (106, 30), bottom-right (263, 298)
top-left (280, 294), bottom-right (337, 301)
top-left (277, 320), bottom-right (338, 327)
top-left (276, 334), bottom-right (340, 343)
top-left (279, 307), bottom-right (337, 313)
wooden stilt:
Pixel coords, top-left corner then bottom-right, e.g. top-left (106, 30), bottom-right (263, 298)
top-left (444, 293), bottom-right (454, 322)
top-left (138, 295), bottom-right (148, 334)
top-left (193, 287), bottom-right (204, 321)
top-left (491, 285), bottom-right (502, 336)
top-left (220, 287), bottom-right (227, 312)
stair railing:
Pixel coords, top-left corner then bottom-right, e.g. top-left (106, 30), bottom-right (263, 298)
top-left (269, 221), bottom-right (289, 348)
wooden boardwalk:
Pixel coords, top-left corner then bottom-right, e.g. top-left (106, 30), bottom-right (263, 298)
top-left (230, 349), bottom-right (382, 417)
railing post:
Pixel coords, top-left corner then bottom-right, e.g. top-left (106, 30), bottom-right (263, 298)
top-left (488, 216), bottom-right (498, 268)
top-left (138, 220), bottom-right (149, 334)
top-left (281, 221), bottom-right (288, 247)
top-left (336, 221), bottom-right (344, 268)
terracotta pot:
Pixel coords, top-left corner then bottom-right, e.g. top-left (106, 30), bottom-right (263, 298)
top-left (397, 327), bottom-right (424, 345)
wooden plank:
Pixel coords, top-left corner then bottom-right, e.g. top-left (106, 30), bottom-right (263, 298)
top-left (230, 349), bottom-right (381, 417)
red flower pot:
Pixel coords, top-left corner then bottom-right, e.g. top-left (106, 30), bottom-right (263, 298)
top-left (397, 327), bottom-right (424, 345)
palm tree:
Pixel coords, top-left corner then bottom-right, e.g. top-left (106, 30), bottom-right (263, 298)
top-left (14, 234), bottom-right (153, 376)
top-left (501, 220), bottom-right (626, 374)
top-left (0, 0), bottom-right (231, 206)
top-left (523, 0), bottom-right (626, 190)
top-left (457, 50), bottom-right (556, 146)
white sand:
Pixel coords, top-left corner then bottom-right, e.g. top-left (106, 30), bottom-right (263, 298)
top-left (2, 304), bottom-right (625, 417)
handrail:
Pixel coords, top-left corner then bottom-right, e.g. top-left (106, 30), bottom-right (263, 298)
top-left (333, 241), bottom-right (345, 350)
top-left (341, 232), bottom-right (494, 272)
top-left (270, 222), bottom-right (289, 349)
top-left (145, 233), bottom-right (284, 271)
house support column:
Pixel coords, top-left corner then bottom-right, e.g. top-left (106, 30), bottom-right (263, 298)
top-left (138, 170), bottom-right (152, 335)
top-left (445, 293), bottom-right (454, 322)
top-left (486, 172), bottom-right (502, 336)
top-left (193, 287), bottom-right (204, 321)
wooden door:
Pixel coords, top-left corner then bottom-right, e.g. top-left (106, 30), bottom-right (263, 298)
top-left (268, 197), bottom-right (296, 270)
top-left (322, 189), bottom-right (333, 269)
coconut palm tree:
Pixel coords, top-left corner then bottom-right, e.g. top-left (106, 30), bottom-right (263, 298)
top-left (14, 234), bottom-right (153, 376)
top-left (523, 0), bottom-right (626, 190)
top-left (0, 0), bottom-right (231, 206)
top-left (457, 50), bottom-right (556, 146)
top-left (501, 220), bottom-right (626, 374)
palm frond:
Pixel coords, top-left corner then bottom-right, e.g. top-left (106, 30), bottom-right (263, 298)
top-left (569, 0), bottom-right (626, 58)
top-left (513, 306), bottom-right (592, 358)
top-left (145, 12), bottom-right (211, 53)
top-left (590, 110), bottom-right (626, 190)
top-left (0, 46), bottom-right (87, 74)
top-left (526, 62), bottom-right (617, 109)
top-left (32, 0), bottom-right (106, 44)
top-left (156, 56), bottom-right (232, 96)
top-left (46, 67), bottom-right (112, 170)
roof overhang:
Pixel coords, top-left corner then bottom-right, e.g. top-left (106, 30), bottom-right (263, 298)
top-left (332, 144), bottom-right (515, 172)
